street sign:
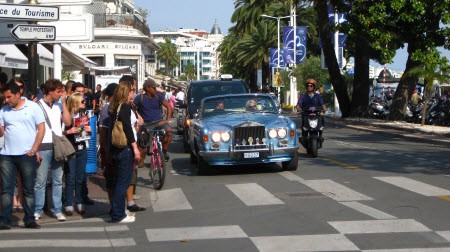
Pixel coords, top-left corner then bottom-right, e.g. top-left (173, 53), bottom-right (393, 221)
top-left (11, 24), bottom-right (55, 41)
top-left (0, 4), bottom-right (59, 21)
top-left (5, 0), bottom-right (93, 6)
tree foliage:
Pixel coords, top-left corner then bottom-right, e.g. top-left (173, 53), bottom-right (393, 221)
top-left (184, 62), bottom-right (196, 81)
top-left (157, 38), bottom-right (180, 76)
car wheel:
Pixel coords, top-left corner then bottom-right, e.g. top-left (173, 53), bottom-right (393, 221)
top-left (282, 151), bottom-right (298, 171)
top-left (197, 156), bottom-right (210, 175)
top-left (190, 151), bottom-right (197, 164)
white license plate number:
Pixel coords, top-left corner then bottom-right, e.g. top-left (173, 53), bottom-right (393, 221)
top-left (244, 152), bottom-right (259, 158)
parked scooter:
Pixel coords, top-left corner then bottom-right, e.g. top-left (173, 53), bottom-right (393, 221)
top-left (299, 106), bottom-right (324, 158)
top-left (368, 97), bottom-right (390, 119)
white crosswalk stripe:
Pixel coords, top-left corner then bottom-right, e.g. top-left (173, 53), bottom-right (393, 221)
top-left (301, 179), bottom-right (373, 201)
top-left (362, 248), bottom-right (450, 252)
top-left (150, 188), bottom-right (193, 212)
top-left (374, 176), bottom-right (450, 196)
top-left (146, 225), bottom-right (248, 242)
top-left (0, 239), bottom-right (136, 248)
top-left (329, 219), bottom-right (432, 234)
top-left (250, 234), bottom-right (359, 252)
top-left (226, 183), bottom-right (285, 206)
top-left (339, 201), bottom-right (397, 219)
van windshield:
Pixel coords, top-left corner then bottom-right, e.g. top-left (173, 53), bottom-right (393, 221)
top-left (190, 82), bottom-right (246, 105)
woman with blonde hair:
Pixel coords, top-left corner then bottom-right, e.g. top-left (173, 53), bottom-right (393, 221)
top-left (64, 92), bottom-right (91, 216)
top-left (108, 81), bottom-right (140, 223)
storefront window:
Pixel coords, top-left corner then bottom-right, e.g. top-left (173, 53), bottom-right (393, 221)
top-left (115, 58), bottom-right (137, 76)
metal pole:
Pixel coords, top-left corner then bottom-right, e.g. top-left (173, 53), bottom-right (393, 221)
top-left (333, 11), bottom-right (341, 117)
top-left (28, 0), bottom-right (39, 98)
top-left (277, 18), bottom-right (280, 68)
top-left (290, 1), bottom-right (297, 106)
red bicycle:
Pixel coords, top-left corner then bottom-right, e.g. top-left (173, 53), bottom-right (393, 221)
top-left (139, 122), bottom-right (166, 190)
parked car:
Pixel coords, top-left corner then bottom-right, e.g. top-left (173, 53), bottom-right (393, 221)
top-left (181, 75), bottom-right (250, 152)
top-left (189, 93), bottom-right (299, 174)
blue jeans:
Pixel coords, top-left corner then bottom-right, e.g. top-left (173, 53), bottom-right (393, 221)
top-left (64, 149), bottom-right (87, 210)
top-left (0, 155), bottom-right (38, 226)
top-left (111, 147), bottom-right (133, 222)
top-left (34, 150), bottom-right (64, 215)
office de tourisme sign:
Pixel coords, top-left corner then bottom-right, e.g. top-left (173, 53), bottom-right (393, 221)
top-left (0, 4), bottom-right (59, 21)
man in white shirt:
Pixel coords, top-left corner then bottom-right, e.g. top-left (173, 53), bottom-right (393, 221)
top-left (175, 88), bottom-right (185, 106)
top-left (0, 83), bottom-right (45, 229)
top-left (34, 79), bottom-right (72, 222)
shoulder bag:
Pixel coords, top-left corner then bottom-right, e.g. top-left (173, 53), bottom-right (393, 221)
top-left (111, 103), bottom-right (128, 148)
top-left (37, 101), bottom-right (76, 162)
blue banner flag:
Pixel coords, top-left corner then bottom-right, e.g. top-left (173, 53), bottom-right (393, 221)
top-left (282, 26), bottom-right (308, 63)
top-left (327, 4), bottom-right (347, 47)
top-left (269, 48), bottom-right (285, 68)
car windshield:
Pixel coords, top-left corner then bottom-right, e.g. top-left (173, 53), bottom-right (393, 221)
top-left (190, 82), bottom-right (246, 105)
top-left (201, 96), bottom-right (278, 118)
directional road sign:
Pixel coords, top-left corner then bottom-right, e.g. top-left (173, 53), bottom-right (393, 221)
top-left (0, 4), bottom-right (59, 21)
top-left (11, 24), bottom-right (55, 41)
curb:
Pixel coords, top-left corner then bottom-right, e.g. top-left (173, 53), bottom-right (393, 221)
top-left (287, 114), bottom-right (450, 147)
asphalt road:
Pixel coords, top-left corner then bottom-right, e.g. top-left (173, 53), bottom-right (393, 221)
top-left (1, 119), bottom-right (450, 252)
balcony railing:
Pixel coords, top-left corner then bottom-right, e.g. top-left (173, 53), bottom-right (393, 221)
top-left (94, 14), bottom-right (150, 36)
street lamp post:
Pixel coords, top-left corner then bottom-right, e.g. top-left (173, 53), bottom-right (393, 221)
top-left (261, 14), bottom-right (291, 102)
top-left (261, 14), bottom-right (291, 68)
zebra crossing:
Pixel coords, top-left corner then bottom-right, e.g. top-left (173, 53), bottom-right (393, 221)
top-left (1, 172), bottom-right (450, 251)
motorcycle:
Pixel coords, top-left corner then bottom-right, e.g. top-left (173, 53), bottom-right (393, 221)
top-left (299, 107), bottom-right (324, 158)
top-left (174, 104), bottom-right (186, 135)
top-left (368, 97), bottom-right (390, 119)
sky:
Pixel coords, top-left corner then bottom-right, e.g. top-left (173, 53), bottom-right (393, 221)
top-left (133, 0), bottom-right (235, 34)
top-left (132, 0), bottom-right (450, 72)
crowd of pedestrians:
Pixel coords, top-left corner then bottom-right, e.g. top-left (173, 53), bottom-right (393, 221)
top-left (0, 73), bottom-right (172, 229)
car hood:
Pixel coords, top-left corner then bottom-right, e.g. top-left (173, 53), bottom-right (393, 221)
top-left (201, 113), bottom-right (291, 130)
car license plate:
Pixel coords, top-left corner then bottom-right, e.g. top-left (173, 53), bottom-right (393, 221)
top-left (244, 152), bottom-right (259, 158)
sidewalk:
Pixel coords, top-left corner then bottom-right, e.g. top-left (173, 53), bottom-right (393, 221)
top-left (10, 173), bottom-right (111, 226)
top-left (289, 112), bottom-right (450, 146)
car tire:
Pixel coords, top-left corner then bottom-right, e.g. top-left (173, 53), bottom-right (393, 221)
top-left (197, 156), bottom-right (210, 175)
top-left (190, 151), bottom-right (197, 164)
top-left (282, 151), bottom-right (298, 171)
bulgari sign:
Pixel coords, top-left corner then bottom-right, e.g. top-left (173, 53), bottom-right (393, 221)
top-left (75, 43), bottom-right (142, 53)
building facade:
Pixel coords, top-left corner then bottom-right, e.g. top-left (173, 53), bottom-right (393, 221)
top-left (69, 0), bottom-right (159, 89)
top-left (152, 21), bottom-right (224, 80)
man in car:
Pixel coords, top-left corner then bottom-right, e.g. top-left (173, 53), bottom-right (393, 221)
top-left (246, 100), bottom-right (257, 111)
top-left (214, 101), bottom-right (225, 111)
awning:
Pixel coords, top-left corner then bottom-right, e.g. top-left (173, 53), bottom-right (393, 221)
top-left (0, 45), bottom-right (28, 69)
top-left (32, 44), bottom-right (54, 68)
top-left (61, 43), bottom-right (97, 70)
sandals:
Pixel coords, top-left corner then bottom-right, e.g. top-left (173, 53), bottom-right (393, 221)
top-left (13, 205), bottom-right (23, 213)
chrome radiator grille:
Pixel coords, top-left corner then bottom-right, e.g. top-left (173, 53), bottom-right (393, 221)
top-left (234, 125), bottom-right (266, 150)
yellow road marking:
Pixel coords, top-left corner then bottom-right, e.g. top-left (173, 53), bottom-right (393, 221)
top-left (436, 196), bottom-right (450, 201)
top-left (322, 158), bottom-right (363, 170)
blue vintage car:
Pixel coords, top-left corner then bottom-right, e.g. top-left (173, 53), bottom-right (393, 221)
top-left (189, 94), bottom-right (299, 174)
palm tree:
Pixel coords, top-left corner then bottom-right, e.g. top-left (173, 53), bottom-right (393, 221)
top-left (235, 21), bottom-right (277, 90)
top-left (157, 38), bottom-right (180, 76)
top-left (403, 49), bottom-right (450, 125)
top-left (184, 62), bottom-right (196, 81)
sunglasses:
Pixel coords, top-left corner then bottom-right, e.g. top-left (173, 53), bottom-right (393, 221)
top-left (307, 84), bottom-right (314, 87)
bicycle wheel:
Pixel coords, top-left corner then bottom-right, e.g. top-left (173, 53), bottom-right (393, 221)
top-left (150, 149), bottom-right (166, 190)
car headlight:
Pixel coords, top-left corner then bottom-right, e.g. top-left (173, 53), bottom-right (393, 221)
top-left (211, 131), bottom-right (231, 142)
top-left (278, 128), bottom-right (287, 138)
top-left (221, 132), bottom-right (231, 142)
top-left (268, 129), bottom-right (278, 138)
top-left (309, 119), bottom-right (318, 128)
top-left (211, 132), bottom-right (221, 142)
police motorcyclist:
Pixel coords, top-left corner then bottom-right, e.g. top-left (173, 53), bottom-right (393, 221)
top-left (296, 79), bottom-right (326, 140)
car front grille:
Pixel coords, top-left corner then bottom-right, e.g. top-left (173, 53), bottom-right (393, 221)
top-left (233, 125), bottom-right (267, 150)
